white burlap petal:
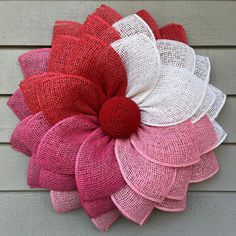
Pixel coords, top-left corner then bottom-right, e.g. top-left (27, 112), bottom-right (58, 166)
top-left (207, 84), bottom-right (226, 120)
top-left (111, 34), bottom-right (160, 104)
top-left (212, 120), bottom-right (227, 148)
top-left (113, 14), bottom-right (155, 41)
top-left (140, 67), bottom-right (207, 126)
top-left (194, 55), bottom-right (210, 82)
top-left (156, 40), bottom-right (196, 72)
top-left (192, 86), bottom-right (216, 123)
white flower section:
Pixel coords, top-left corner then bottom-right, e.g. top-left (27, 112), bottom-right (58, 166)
top-left (212, 120), bottom-right (227, 148)
top-left (192, 87), bottom-right (216, 123)
top-left (140, 68), bottom-right (207, 126)
top-left (156, 40), bottom-right (196, 72)
top-left (207, 84), bottom-right (226, 120)
top-left (194, 55), bottom-right (210, 82)
top-left (111, 34), bottom-right (160, 104)
top-left (113, 14), bottom-right (155, 42)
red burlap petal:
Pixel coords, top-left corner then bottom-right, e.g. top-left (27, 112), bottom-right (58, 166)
top-left (136, 10), bottom-right (161, 39)
top-left (80, 14), bottom-right (121, 44)
top-left (111, 185), bottom-right (155, 225)
top-left (94, 5), bottom-right (122, 25)
top-left (91, 209), bottom-right (120, 232)
top-left (19, 73), bottom-right (54, 114)
top-left (49, 35), bottom-right (127, 98)
top-left (50, 190), bottom-right (82, 213)
top-left (7, 90), bottom-right (31, 120)
top-left (52, 20), bottom-right (82, 43)
top-left (20, 72), bottom-right (106, 124)
top-left (82, 197), bottom-right (116, 219)
top-left (159, 24), bottom-right (187, 44)
top-left (75, 128), bottom-right (125, 203)
top-left (190, 151), bottom-right (219, 183)
top-left (115, 139), bottom-right (176, 202)
top-left (28, 156), bottom-right (76, 191)
top-left (35, 114), bottom-right (98, 175)
top-left (155, 197), bottom-right (186, 212)
top-left (10, 115), bottom-right (33, 156)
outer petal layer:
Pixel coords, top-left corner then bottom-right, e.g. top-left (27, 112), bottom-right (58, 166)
top-left (75, 128), bottom-right (125, 202)
top-left (115, 139), bottom-right (176, 202)
top-left (35, 114), bottom-right (98, 175)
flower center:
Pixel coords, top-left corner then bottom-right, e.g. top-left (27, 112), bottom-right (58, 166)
top-left (99, 97), bottom-right (141, 139)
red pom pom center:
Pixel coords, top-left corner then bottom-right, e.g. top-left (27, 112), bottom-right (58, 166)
top-left (99, 97), bottom-right (140, 139)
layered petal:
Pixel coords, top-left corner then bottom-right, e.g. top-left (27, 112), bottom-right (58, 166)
top-left (212, 121), bottom-right (227, 148)
top-left (167, 167), bottom-right (192, 200)
top-left (130, 120), bottom-right (200, 167)
top-left (115, 139), bottom-right (176, 202)
top-left (80, 14), bottom-right (121, 43)
top-left (159, 24), bottom-right (187, 44)
top-left (18, 112), bottom-right (51, 154)
top-left (155, 197), bottom-right (186, 212)
top-left (111, 34), bottom-right (160, 104)
top-left (10, 115), bottom-right (33, 156)
top-left (113, 14), bottom-right (155, 41)
top-left (111, 185), bottom-right (155, 225)
top-left (190, 151), bottom-right (219, 183)
top-left (20, 72), bottom-right (106, 124)
top-left (52, 20), bottom-right (82, 42)
top-left (35, 114), bottom-right (98, 175)
top-left (75, 128), bottom-right (125, 202)
top-left (50, 190), bottom-right (81, 213)
top-left (28, 156), bottom-right (76, 191)
top-left (18, 48), bottom-right (50, 79)
top-left (49, 34), bottom-right (127, 98)
top-left (7, 90), bottom-right (31, 120)
top-left (8, 48), bottom-right (51, 119)
top-left (94, 5), bottom-right (122, 25)
top-left (82, 197), bottom-right (116, 219)
top-left (91, 209), bottom-right (120, 232)
top-left (136, 10), bottom-right (161, 39)
top-left (207, 84), bottom-right (226, 120)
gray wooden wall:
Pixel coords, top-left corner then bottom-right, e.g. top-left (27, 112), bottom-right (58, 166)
top-left (0, 1), bottom-right (236, 235)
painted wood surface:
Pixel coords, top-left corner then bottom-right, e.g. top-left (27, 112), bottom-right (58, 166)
top-left (0, 1), bottom-right (236, 235)
top-left (0, 192), bottom-right (236, 236)
top-left (0, 1), bottom-right (236, 46)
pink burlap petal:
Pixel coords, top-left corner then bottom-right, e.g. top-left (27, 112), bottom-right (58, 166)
top-left (19, 112), bottom-right (51, 154)
top-left (115, 139), bottom-right (176, 202)
top-left (190, 151), bottom-right (219, 183)
top-left (156, 197), bottom-right (186, 212)
top-left (130, 120), bottom-right (200, 167)
top-left (50, 190), bottom-right (81, 213)
top-left (75, 127), bottom-right (125, 202)
top-left (82, 197), bottom-right (116, 219)
top-left (194, 115), bottom-right (218, 154)
top-left (91, 209), bottom-right (121, 232)
top-left (80, 14), bottom-right (121, 44)
top-left (10, 115), bottom-right (33, 156)
top-left (7, 90), bottom-right (31, 120)
top-left (18, 48), bottom-right (50, 79)
top-left (35, 114), bottom-right (98, 175)
top-left (8, 48), bottom-right (50, 119)
top-left (111, 185), bottom-right (155, 225)
top-left (167, 167), bottom-right (192, 200)
top-left (94, 5), bottom-right (122, 25)
top-left (28, 156), bottom-right (76, 191)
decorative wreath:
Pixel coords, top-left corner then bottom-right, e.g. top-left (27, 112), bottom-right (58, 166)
top-left (8, 5), bottom-right (227, 232)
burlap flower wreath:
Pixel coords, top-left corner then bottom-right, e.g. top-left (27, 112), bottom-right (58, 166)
top-left (8, 5), bottom-right (227, 232)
